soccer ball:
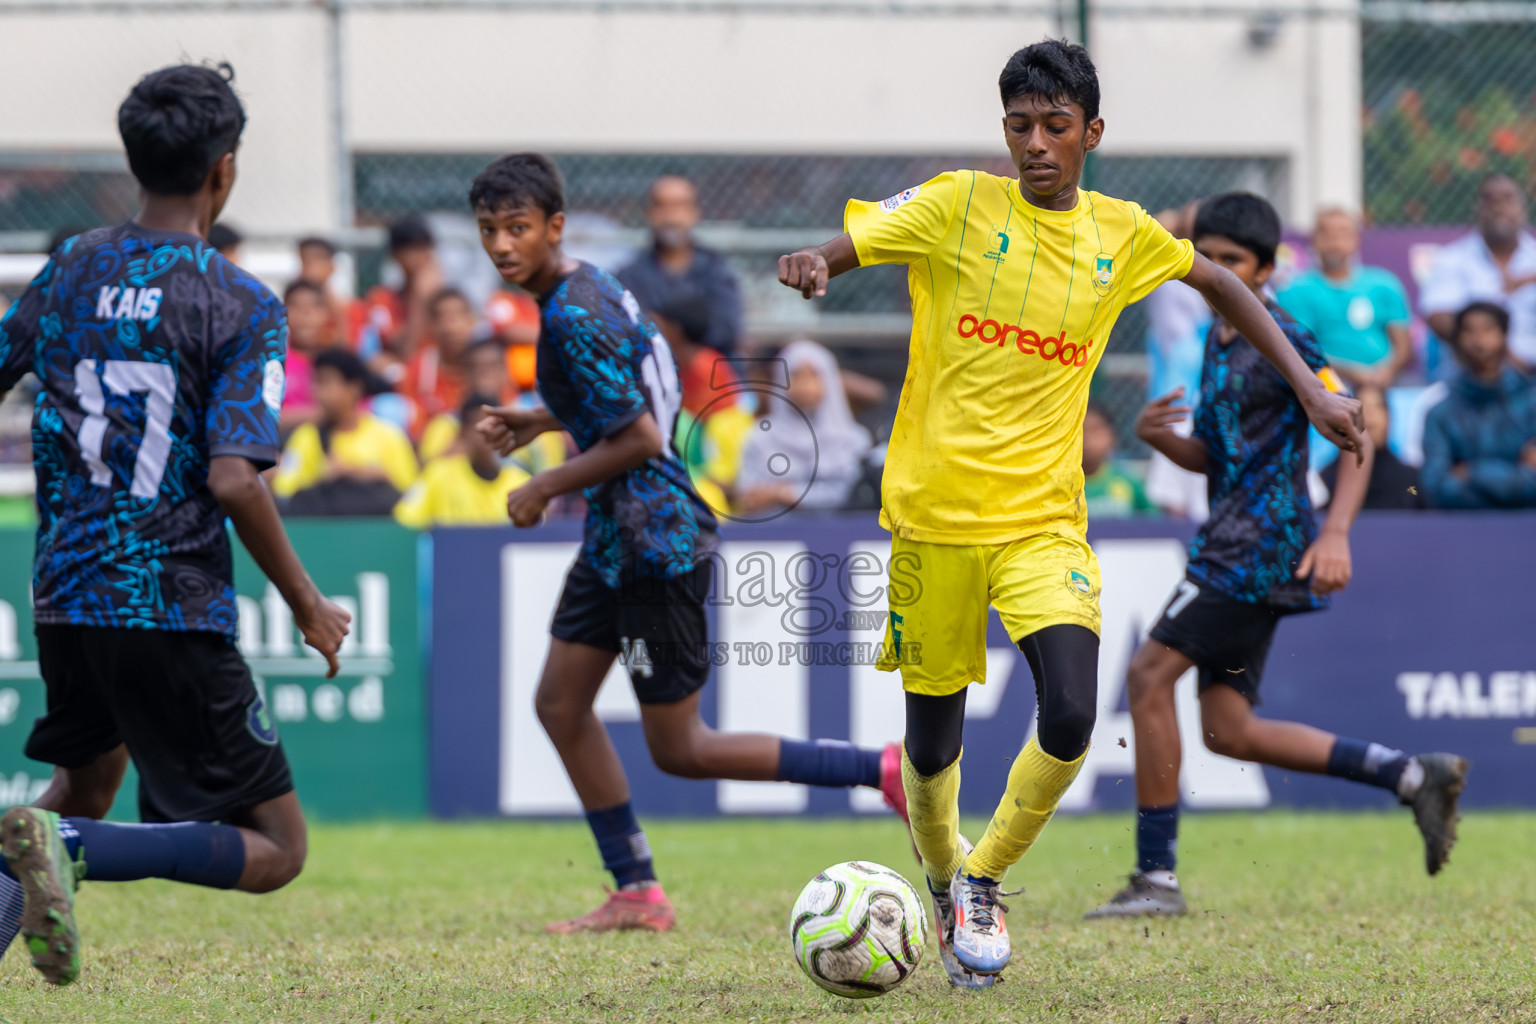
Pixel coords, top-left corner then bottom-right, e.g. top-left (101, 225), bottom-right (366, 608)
top-left (788, 860), bottom-right (926, 998)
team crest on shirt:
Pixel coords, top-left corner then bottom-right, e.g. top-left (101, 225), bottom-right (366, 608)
top-left (880, 186), bottom-right (921, 212)
top-left (1092, 253), bottom-right (1115, 296)
top-left (984, 228), bottom-right (1010, 264)
top-left (1065, 569), bottom-right (1098, 601)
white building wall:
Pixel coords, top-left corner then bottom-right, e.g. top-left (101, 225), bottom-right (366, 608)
top-left (0, 0), bottom-right (1360, 232)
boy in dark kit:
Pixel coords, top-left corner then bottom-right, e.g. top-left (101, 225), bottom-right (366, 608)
top-left (1086, 193), bottom-right (1467, 920)
top-left (471, 153), bottom-right (909, 934)
top-left (0, 63), bottom-right (350, 983)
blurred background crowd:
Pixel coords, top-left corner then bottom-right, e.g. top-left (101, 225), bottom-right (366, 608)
top-left (2, 0), bottom-right (1535, 527)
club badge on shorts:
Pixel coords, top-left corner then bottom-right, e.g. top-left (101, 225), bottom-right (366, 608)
top-left (1065, 569), bottom-right (1098, 601)
top-left (247, 695), bottom-right (280, 746)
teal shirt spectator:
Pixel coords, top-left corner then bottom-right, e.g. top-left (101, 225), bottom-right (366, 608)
top-left (1278, 265), bottom-right (1410, 370)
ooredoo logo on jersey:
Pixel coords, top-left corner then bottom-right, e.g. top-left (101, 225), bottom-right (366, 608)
top-left (956, 313), bottom-right (1095, 368)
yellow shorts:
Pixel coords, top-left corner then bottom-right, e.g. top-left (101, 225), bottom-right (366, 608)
top-left (877, 530), bottom-right (1101, 697)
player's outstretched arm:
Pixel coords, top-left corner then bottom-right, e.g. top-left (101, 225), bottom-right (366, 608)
top-left (1134, 388), bottom-right (1207, 473)
top-left (778, 234), bottom-right (861, 299)
top-left (1183, 253), bottom-right (1365, 462)
top-left (504, 412), bottom-right (666, 527)
top-left (208, 456), bottom-right (352, 677)
top-left (1300, 431), bottom-right (1374, 595)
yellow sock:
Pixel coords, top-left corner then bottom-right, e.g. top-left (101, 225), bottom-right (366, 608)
top-left (900, 745), bottom-right (965, 889)
top-left (965, 736), bottom-right (1087, 881)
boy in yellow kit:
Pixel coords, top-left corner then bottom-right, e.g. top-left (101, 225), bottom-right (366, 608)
top-left (778, 39), bottom-right (1363, 986)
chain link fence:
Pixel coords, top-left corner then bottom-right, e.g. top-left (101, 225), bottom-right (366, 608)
top-left (1, 1), bottom-right (1534, 469)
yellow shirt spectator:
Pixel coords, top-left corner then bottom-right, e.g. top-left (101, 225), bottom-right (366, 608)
top-left (272, 414), bottom-right (419, 498)
top-left (394, 453), bottom-right (530, 528)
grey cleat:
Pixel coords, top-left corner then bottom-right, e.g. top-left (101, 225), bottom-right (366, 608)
top-left (928, 835), bottom-right (995, 989)
top-left (1406, 752), bottom-right (1468, 876)
top-left (1084, 872), bottom-right (1188, 920)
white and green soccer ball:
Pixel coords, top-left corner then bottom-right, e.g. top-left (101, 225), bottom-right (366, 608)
top-left (788, 860), bottom-right (926, 998)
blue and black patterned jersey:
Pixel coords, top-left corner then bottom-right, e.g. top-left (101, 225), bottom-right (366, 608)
top-left (0, 223), bottom-right (287, 636)
top-left (536, 262), bottom-right (717, 586)
top-left (1187, 300), bottom-right (1336, 611)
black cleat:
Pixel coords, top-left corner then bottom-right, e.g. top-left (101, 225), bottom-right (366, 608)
top-left (1407, 753), bottom-right (1468, 876)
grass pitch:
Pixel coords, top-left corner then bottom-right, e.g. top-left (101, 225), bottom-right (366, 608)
top-left (0, 811), bottom-right (1531, 1023)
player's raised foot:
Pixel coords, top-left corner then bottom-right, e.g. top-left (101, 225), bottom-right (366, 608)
top-left (1405, 753), bottom-right (1469, 876)
top-left (0, 807), bottom-right (81, 985)
top-left (545, 883), bottom-right (675, 934)
top-left (948, 871), bottom-right (1014, 976)
top-left (928, 836), bottom-right (993, 989)
top-left (1084, 871), bottom-right (1188, 920)
top-left (878, 742), bottom-right (921, 865)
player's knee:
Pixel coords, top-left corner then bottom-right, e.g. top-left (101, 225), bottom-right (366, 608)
top-left (534, 689), bottom-right (580, 742)
top-left (650, 741), bottom-right (709, 779)
top-left (1201, 720), bottom-right (1249, 760)
top-left (1125, 658), bottom-right (1173, 710)
top-left (242, 846), bottom-right (306, 894)
top-left (1038, 700), bottom-right (1096, 762)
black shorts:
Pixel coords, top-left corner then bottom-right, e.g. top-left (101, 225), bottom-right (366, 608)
top-left (27, 625), bottom-right (294, 823)
top-left (1147, 582), bottom-right (1290, 705)
top-left (549, 558), bottom-right (713, 705)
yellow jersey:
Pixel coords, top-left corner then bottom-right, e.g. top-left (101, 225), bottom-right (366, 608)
top-left (272, 414), bottom-right (420, 498)
top-left (845, 171), bottom-right (1194, 544)
top-left (393, 453), bottom-right (530, 529)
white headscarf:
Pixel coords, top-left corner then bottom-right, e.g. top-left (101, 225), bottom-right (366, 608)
top-left (737, 340), bottom-right (871, 510)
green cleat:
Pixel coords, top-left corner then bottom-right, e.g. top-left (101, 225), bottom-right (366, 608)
top-left (1, 807), bottom-right (80, 985)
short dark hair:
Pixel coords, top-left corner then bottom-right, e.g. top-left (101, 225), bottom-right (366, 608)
top-left (470, 153), bottom-right (565, 219)
top-left (998, 39), bottom-right (1100, 121)
top-left (297, 235), bottom-right (337, 256)
top-left (652, 295), bottom-right (710, 346)
top-left (283, 279), bottom-right (327, 304)
top-left (387, 216), bottom-right (434, 253)
top-left (208, 222), bottom-right (242, 253)
top-left (1193, 192), bottom-right (1281, 268)
top-left (1454, 301), bottom-right (1510, 342)
top-left (428, 287), bottom-right (472, 317)
top-left (1084, 399), bottom-right (1114, 427)
top-left (313, 348), bottom-right (368, 385)
top-left (117, 63), bottom-right (246, 196)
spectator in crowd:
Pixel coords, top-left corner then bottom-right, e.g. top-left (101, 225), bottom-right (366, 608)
top-left (618, 174), bottom-right (743, 355)
top-left (1321, 385), bottom-right (1421, 509)
top-left (1143, 202), bottom-right (1210, 520)
top-left (273, 349), bottom-right (419, 511)
top-left (1420, 173), bottom-right (1536, 368)
top-left (394, 397), bottom-right (531, 529)
top-left (1082, 401), bottom-right (1154, 517)
top-left (418, 340), bottom-right (569, 479)
top-left (484, 286), bottom-right (541, 391)
top-left (735, 340), bottom-right (869, 516)
top-left (1421, 302), bottom-right (1536, 508)
top-left (405, 286), bottom-right (482, 422)
top-left (361, 216), bottom-right (443, 365)
top-left (1280, 208), bottom-right (1414, 388)
top-left (279, 279), bottom-right (334, 434)
top-left (207, 221), bottom-right (243, 265)
top-left (650, 295), bottom-right (739, 421)
top-left (296, 235), bottom-right (355, 346)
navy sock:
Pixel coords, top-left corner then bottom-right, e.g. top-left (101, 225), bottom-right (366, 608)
top-left (66, 819), bottom-right (246, 889)
top-left (1326, 737), bottom-right (1410, 793)
top-left (585, 802), bottom-right (655, 889)
top-left (1136, 803), bottom-right (1180, 874)
top-left (775, 739), bottom-right (882, 789)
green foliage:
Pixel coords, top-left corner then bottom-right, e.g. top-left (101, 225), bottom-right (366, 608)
top-left (1364, 21), bottom-right (1536, 224)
